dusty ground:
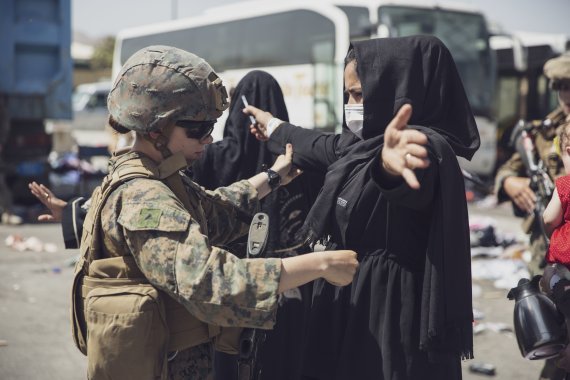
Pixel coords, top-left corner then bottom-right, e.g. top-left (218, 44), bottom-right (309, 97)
top-left (0, 203), bottom-right (553, 379)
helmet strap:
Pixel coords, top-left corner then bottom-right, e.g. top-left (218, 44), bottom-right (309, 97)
top-left (145, 123), bottom-right (175, 159)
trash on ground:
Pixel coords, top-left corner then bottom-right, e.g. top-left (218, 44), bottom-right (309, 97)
top-left (472, 285), bottom-right (483, 299)
top-left (473, 307), bottom-right (485, 320)
top-left (470, 217), bottom-right (519, 248)
top-left (500, 244), bottom-right (530, 261)
top-left (64, 254), bottom-right (80, 267)
top-left (471, 258), bottom-right (530, 287)
top-left (474, 322), bottom-right (513, 335)
top-left (469, 362), bottom-right (496, 376)
top-left (5, 234), bottom-right (58, 253)
top-left (471, 246), bottom-right (504, 258)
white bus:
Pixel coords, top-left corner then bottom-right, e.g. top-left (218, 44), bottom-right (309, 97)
top-left (113, 2), bottom-right (349, 139)
top-left (113, 0), bottom-right (497, 175)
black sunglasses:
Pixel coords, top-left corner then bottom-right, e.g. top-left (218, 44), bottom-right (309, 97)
top-left (176, 120), bottom-right (215, 140)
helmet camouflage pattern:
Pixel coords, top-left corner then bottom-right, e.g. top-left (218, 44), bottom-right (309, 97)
top-left (107, 45), bottom-right (229, 133)
top-left (544, 52), bottom-right (570, 81)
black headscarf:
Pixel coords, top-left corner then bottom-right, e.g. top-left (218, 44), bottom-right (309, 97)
top-left (303, 36), bottom-right (477, 359)
top-left (192, 70), bottom-right (289, 188)
top-left (355, 35), bottom-right (480, 157)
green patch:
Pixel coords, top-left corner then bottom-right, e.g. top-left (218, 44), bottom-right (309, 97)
top-left (137, 209), bottom-right (162, 228)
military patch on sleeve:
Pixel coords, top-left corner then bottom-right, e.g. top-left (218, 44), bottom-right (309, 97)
top-left (137, 208), bottom-right (162, 228)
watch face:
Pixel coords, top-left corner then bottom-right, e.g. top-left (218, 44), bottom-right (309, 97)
top-left (267, 169), bottom-right (281, 189)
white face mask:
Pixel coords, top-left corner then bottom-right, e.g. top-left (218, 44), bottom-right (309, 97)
top-left (344, 104), bottom-right (364, 139)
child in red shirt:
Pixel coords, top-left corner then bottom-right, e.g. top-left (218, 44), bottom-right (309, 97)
top-left (545, 122), bottom-right (570, 263)
top-left (543, 121), bottom-right (570, 371)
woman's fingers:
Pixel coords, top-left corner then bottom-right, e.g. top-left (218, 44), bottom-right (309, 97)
top-left (243, 105), bottom-right (274, 128)
top-left (405, 143), bottom-right (428, 158)
top-left (386, 104), bottom-right (413, 132)
top-left (285, 143), bottom-right (293, 161)
top-left (39, 183), bottom-right (53, 197)
top-left (37, 214), bottom-right (54, 222)
top-left (28, 182), bottom-right (50, 207)
top-left (249, 125), bottom-right (268, 141)
top-left (402, 168), bottom-right (421, 190)
top-left (403, 129), bottom-right (428, 145)
top-left (243, 105), bottom-right (262, 118)
top-left (404, 153), bottom-right (430, 170)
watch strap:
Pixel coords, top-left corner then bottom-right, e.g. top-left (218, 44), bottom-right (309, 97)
top-left (266, 169), bottom-right (281, 190)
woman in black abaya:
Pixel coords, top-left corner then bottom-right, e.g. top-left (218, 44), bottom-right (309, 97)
top-left (245, 36), bottom-right (479, 380)
top-left (193, 70), bottom-right (324, 380)
top-left (193, 70), bottom-right (323, 254)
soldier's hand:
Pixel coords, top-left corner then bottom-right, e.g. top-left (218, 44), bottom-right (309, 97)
top-left (270, 143), bottom-right (302, 186)
top-left (28, 181), bottom-right (67, 222)
top-left (321, 250), bottom-right (359, 287)
top-left (244, 105), bottom-right (273, 141)
top-left (503, 176), bottom-right (536, 213)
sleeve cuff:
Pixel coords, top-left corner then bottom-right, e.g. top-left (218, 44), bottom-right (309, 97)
top-left (62, 197), bottom-right (86, 249)
top-left (266, 118), bottom-right (284, 138)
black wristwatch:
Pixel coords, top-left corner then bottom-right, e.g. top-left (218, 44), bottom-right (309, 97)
top-left (266, 169), bottom-right (281, 190)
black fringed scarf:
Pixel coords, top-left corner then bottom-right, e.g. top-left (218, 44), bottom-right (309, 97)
top-left (303, 36), bottom-right (479, 359)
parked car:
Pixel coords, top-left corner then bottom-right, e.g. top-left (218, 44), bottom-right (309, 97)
top-left (72, 81), bottom-right (111, 145)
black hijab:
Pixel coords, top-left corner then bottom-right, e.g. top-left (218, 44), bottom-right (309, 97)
top-left (355, 35), bottom-right (480, 156)
top-left (192, 70), bottom-right (289, 188)
top-left (304, 36), bottom-right (477, 359)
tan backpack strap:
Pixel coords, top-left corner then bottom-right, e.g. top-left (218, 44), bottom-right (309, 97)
top-left (80, 169), bottom-right (155, 271)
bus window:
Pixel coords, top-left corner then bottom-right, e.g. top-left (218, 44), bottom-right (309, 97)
top-left (118, 9), bottom-right (340, 132)
top-left (336, 6), bottom-right (372, 39)
top-left (120, 10), bottom-right (336, 71)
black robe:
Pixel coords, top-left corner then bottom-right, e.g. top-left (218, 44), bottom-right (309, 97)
top-left (193, 70), bottom-right (324, 380)
top-left (267, 36), bottom-right (479, 380)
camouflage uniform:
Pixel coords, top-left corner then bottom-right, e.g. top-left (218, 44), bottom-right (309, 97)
top-left (98, 151), bottom-right (282, 378)
top-left (77, 46), bottom-right (283, 379)
top-left (495, 109), bottom-right (566, 275)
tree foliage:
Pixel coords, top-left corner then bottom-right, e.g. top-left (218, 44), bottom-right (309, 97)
top-left (91, 36), bottom-right (115, 69)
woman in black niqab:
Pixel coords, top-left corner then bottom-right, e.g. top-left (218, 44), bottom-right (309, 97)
top-left (193, 70), bottom-right (323, 252)
top-left (192, 70), bottom-right (288, 189)
top-left (193, 70), bottom-right (323, 380)
top-left (249, 36), bottom-right (479, 380)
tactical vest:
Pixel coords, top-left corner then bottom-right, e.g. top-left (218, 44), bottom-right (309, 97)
top-left (71, 151), bottom-right (241, 379)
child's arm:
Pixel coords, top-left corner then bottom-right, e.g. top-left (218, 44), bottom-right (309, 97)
top-left (543, 187), bottom-right (563, 237)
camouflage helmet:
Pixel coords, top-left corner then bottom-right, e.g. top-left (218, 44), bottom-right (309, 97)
top-left (544, 52), bottom-right (570, 81)
top-left (107, 45), bottom-right (229, 134)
